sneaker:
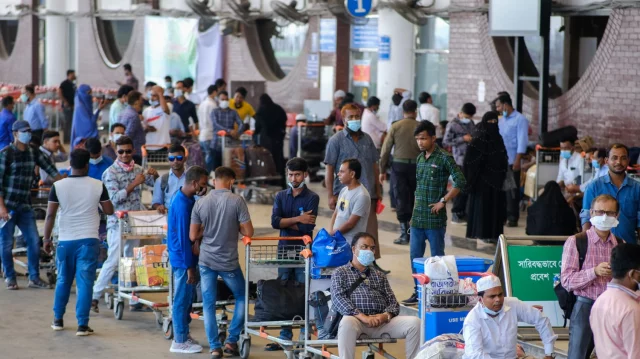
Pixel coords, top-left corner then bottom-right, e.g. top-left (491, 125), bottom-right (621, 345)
top-left (186, 335), bottom-right (200, 345)
top-left (393, 237), bottom-right (409, 245)
top-left (91, 299), bottom-right (100, 313)
top-left (170, 340), bottom-right (203, 354)
top-left (451, 214), bottom-right (467, 225)
top-left (76, 326), bottom-right (94, 336)
top-left (223, 343), bottom-right (240, 356)
top-left (51, 319), bottom-right (64, 331)
top-left (28, 279), bottom-right (51, 289)
top-left (210, 348), bottom-right (224, 358)
top-left (402, 293), bottom-right (419, 305)
top-left (5, 279), bottom-right (18, 290)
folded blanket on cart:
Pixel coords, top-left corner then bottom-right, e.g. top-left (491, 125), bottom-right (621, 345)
top-left (416, 334), bottom-right (465, 359)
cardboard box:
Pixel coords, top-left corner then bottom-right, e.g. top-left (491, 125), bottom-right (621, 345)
top-left (119, 258), bottom-right (137, 288)
top-left (134, 245), bottom-right (169, 287)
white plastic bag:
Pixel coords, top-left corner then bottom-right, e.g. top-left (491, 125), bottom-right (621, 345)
top-left (416, 334), bottom-right (465, 359)
top-left (424, 255), bottom-right (459, 295)
top-left (459, 277), bottom-right (478, 306)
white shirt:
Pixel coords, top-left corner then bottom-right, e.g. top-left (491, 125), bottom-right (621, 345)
top-left (361, 108), bottom-right (387, 149)
top-left (580, 164), bottom-right (609, 192)
top-left (556, 151), bottom-right (585, 185)
top-left (143, 105), bottom-right (171, 147)
top-left (418, 103), bottom-right (440, 125)
top-left (197, 96), bottom-right (217, 142)
top-left (462, 297), bottom-right (557, 359)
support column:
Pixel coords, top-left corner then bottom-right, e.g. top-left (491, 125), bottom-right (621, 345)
top-left (376, 9), bottom-right (414, 122)
top-left (45, 0), bottom-right (68, 86)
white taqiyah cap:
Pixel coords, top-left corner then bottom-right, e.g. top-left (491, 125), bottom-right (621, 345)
top-left (334, 90), bottom-right (346, 99)
top-left (476, 275), bottom-right (502, 292)
top-left (295, 114), bottom-right (307, 121)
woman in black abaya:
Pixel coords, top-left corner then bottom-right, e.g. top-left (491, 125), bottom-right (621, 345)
top-left (464, 111), bottom-right (509, 242)
top-left (253, 94), bottom-right (287, 188)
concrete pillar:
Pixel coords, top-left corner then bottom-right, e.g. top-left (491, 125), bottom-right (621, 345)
top-left (45, 0), bottom-right (68, 86)
top-left (376, 9), bottom-right (414, 121)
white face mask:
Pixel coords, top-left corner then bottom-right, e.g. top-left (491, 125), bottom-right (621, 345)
top-left (112, 133), bottom-right (123, 143)
top-left (219, 100), bottom-right (230, 109)
top-left (590, 215), bottom-right (619, 231)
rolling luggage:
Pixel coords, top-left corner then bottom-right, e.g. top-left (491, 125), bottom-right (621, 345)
top-left (182, 139), bottom-right (205, 169)
top-left (245, 145), bottom-right (278, 178)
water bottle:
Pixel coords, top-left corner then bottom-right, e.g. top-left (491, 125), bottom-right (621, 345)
top-left (299, 207), bottom-right (304, 216)
top-left (553, 274), bottom-right (560, 288)
top-left (0, 211), bottom-right (14, 229)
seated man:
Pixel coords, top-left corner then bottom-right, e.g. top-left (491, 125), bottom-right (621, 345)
top-left (332, 232), bottom-right (420, 359)
top-left (557, 136), bottom-right (584, 192)
top-left (462, 276), bottom-right (557, 359)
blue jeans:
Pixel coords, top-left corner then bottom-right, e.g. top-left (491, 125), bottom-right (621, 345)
top-left (0, 207), bottom-right (41, 281)
top-left (200, 140), bottom-right (215, 173)
top-left (410, 227), bottom-right (446, 291)
top-left (53, 238), bottom-right (99, 326)
top-left (277, 268), bottom-right (306, 340)
top-left (200, 266), bottom-right (246, 349)
top-left (173, 267), bottom-right (194, 343)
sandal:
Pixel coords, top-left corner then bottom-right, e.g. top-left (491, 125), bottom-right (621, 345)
top-left (210, 348), bottom-right (223, 359)
top-left (264, 343), bottom-right (284, 351)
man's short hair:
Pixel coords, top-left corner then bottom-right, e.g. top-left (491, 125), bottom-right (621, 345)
top-left (340, 103), bottom-right (362, 119)
top-left (591, 194), bottom-right (619, 213)
top-left (111, 123), bottom-right (126, 133)
top-left (169, 143), bottom-right (186, 154)
top-left (25, 83), bottom-right (35, 95)
top-left (414, 120), bottom-right (436, 137)
top-left (117, 85), bottom-right (134, 99)
top-left (115, 135), bottom-right (134, 148)
top-left (183, 77), bottom-right (194, 89)
top-left (418, 92), bottom-right (431, 104)
top-left (497, 94), bottom-right (513, 107)
top-left (608, 143), bottom-right (629, 157)
top-left (366, 96), bottom-right (380, 108)
top-left (145, 81), bottom-right (157, 89)
top-left (42, 130), bottom-right (60, 142)
top-left (123, 63), bottom-right (132, 72)
top-left (215, 78), bottom-right (226, 89)
top-left (2, 96), bottom-right (14, 107)
top-left (403, 99), bottom-right (418, 113)
top-left (207, 85), bottom-right (218, 96)
top-left (127, 91), bottom-right (142, 106)
top-left (84, 137), bottom-right (102, 155)
top-left (67, 69), bottom-right (75, 76)
top-left (70, 149), bottom-right (91, 170)
top-left (215, 166), bottom-right (236, 180)
top-left (235, 87), bottom-right (247, 98)
top-left (611, 243), bottom-right (640, 279)
top-left (342, 158), bottom-right (362, 180)
top-left (176, 80), bottom-right (184, 87)
top-left (186, 165), bottom-right (208, 183)
top-left (218, 90), bottom-right (229, 98)
top-left (351, 232), bottom-right (375, 247)
top-left (286, 157), bottom-right (309, 173)
top-left (165, 75), bottom-right (172, 82)
top-left (595, 148), bottom-right (607, 159)
top-left (461, 103), bottom-right (477, 116)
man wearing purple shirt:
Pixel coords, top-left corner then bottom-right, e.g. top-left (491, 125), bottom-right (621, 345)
top-left (0, 96), bottom-right (16, 149)
top-left (118, 91), bottom-right (147, 165)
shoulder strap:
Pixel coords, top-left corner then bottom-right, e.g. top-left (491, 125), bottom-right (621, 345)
top-left (1, 145), bottom-right (14, 167)
top-left (574, 232), bottom-right (589, 270)
top-left (160, 173), bottom-right (170, 193)
top-left (346, 275), bottom-right (367, 297)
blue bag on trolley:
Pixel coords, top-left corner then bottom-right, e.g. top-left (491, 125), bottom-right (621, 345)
top-left (311, 229), bottom-right (352, 268)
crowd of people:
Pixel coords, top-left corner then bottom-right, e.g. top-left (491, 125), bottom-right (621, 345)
top-left (2, 68), bottom-right (640, 358)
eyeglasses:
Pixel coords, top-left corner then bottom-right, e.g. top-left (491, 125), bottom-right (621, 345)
top-left (117, 149), bottom-right (133, 155)
top-left (592, 210), bottom-right (618, 216)
top-left (168, 155), bottom-right (184, 162)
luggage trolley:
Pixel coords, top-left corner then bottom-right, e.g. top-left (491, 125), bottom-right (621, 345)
top-left (296, 122), bottom-right (331, 179)
top-left (110, 210), bottom-right (169, 326)
top-left (238, 235), bottom-right (313, 359)
top-left (141, 144), bottom-right (172, 168)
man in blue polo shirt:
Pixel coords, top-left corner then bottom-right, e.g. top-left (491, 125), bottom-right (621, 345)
top-left (85, 138), bottom-right (114, 181)
top-left (267, 157), bottom-right (319, 350)
top-left (152, 144), bottom-right (187, 214)
top-left (581, 143), bottom-right (640, 243)
top-left (167, 165), bottom-right (209, 354)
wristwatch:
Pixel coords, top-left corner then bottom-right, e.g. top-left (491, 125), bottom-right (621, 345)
top-left (440, 197), bottom-right (447, 204)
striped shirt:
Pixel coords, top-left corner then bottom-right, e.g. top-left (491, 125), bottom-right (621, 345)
top-left (561, 228), bottom-right (619, 301)
top-left (210, 108), bottom-right (243, 149)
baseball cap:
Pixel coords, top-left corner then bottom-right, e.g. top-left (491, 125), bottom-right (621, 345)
top-left (12, 120), bottom-right (31, 132)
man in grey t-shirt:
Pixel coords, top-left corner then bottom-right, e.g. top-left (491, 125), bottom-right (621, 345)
top-left (190, 167), bottom-right (253, 358)
top-left (330, 159), bottom-right (371, 243)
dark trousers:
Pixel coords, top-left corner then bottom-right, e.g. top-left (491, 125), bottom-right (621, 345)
top-left (567, 297), bottom-right (595, 359)
top-left (63, 107), bottom-right (73, 144)
top-left (391, 161), bottom-right (417, 222)
top-left (506, 167), bottom-right (521, 223)
top-left (451, 165), bottom-right (467, 217)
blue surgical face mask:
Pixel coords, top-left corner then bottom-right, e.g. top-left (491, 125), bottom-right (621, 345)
top-left (150, 100), bottom-right (159, 107)
top-left (147, 91), bottom-right (153, 99)
top-left (357, 249), bottom-right (375, 267)
top-left (482, 305), bottom-right (503, 316)
top-left (560, 150), bottom-right (572, 159)
top-left (89, 156), bottom-right (103, 165)
top-left (174, 89), bottom-right (184, 98)
top-left (347, 120), bottom-right (362, 132)
top-left (20, 94), bottom-right (28, 103)
top-left (460, 118), bottom-right (471, 124)
top-left (165, 82), bottom-right (172, 88)
top-left (592, 160), bottom-right (600, 169)
top-left (17, 131), bottom-right (32, 144)
top-left (502, 110), bottom-right (508, 118)
top-left (287, 181), bottom-right (304, 189)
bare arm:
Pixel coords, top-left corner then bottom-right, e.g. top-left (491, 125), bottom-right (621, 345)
top-left (100, 200), bottom-right (114, 215)
top-left (239, 220), bottom-right (254, 237)
top-left (190, 223), bottom-right (203, 243)
top-left (43, 202), bottom-right (59, 241)
top-left (329, 209), bottom-right (338, 232)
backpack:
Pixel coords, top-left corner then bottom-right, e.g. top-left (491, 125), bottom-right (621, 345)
top-left (160, 173), bottom-right (170, 193)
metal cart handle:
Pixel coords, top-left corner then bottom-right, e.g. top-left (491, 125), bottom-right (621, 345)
top-left (297, 122), bottom-right (327, 127)
top-left (242, 235), bottom-right (312, 245)
top-left (535, 145), bottom-right (560, 151)
top-left (411, 272), bottom-right (492, 285)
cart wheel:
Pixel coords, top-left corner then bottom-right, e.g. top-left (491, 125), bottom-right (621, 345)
top-left (362, 352), bottom-right (374, 359)
top-left (163, 319), bottom-right (174, 340)
top-left (154, 311), bottom-right (164, 328)
top-left (239, 336), bottom-right (251, 359)
top-left (217, 331), bottom-right (227, 344)
top-left (114, 301), bottom-right (124, 320)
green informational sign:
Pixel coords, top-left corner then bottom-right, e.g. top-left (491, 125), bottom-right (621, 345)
top-left (506, 245), bottom-right (563, 301)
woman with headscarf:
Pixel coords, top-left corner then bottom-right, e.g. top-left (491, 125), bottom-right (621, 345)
top-left (526, 181), bottom-right (578, 236)
top-left (253, 94), bottom-right (287, 187)
top-left (71, 84), bottom-right (107, 148)
top-left (463, 111), bottom-right (509, 242)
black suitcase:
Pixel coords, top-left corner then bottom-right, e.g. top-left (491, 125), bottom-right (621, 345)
top-left (252, 279), bottom-right (305, 322)
top-left (538, 126), bottom-right (578, 148)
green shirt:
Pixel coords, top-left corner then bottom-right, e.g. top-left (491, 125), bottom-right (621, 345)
top-left (411, 146), bottom-right (466, 229)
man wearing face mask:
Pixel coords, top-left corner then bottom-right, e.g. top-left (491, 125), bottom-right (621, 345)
top-left (104, 123), bottom-right (125, 161)
top-left (152, 144), bottom-right (188, 215)
top-left (0, 120), bottom-right (62, 290)
top-left (572, 148), bottom-right (609, 194)
top-left (557, 136), bottom-right (584, 192)
top-left (210, 91), bottom-right (244, 170)
top-left (118, 91), bottom-right (147, 165)
top-left (325, 104), bottom-right (385, 273)
top-left (387, 89), bottom-right (412, 129)
top-left (0, 96), bottom-right (16, 149)
top-left (332, 232), bottom-right (420, 359)
top-left (143, 85), bottom-right (171, 149)
top-left (379, 100), bottom-right (421, 245)
top-left (580, 143), bottom-right (640, 243)
top-left (443, 102), bottom-right (477, 224)
top-left (462, 275), bottom-right (557, 359)
top-left (164, 76), bottom-right (174, 93)
top-left (590, 243), bottom-right (640, 359)
top-left (172, 81), bottom-right (199, 134)
top-left (22, 84), bottom-right (48, 141)
top-left (85, 138), bottom-right (113, 181)
top-left (110, 85), bottom-right (133, 127)
top-left (561, 194), bottom-right (620, 359)
top-left (361, 96), bottom-right (386, 152)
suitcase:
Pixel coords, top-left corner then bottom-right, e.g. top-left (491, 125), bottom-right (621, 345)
top-left (538, 126), bottom-right (577, 148)
top-left (253, 279), bottom-right (305, 322)
top-left (245, 145), bottom-right (278, 178)
top-left (182, 139), bottom-right (205, 169)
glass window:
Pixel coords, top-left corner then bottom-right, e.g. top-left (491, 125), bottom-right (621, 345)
top-left (415, 17), bottom-right (450, 123)
top-left (95, 18), bottom-right (134, 65)
top-left (350, 51), bottom-right (378, 104)
top-left (270, 23), bottom-right (308, 76)
top-left (416, 17), bottom-right (450, 50)
top-left (0, 20), bottom-right (19, 59)
top-left (524, 16), bottom-right (565, 94)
